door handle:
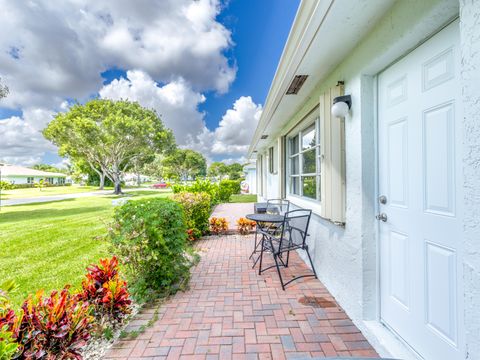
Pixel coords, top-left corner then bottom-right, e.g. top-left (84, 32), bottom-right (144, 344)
top-left (376, 213), bottom-right (388, 222)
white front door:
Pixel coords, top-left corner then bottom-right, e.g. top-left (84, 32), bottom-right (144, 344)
top-left (378, 21), bottom-right (464, 360)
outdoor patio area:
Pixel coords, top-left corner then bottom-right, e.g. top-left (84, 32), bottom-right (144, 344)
top-left (105, 231), bottom-right (378, 359)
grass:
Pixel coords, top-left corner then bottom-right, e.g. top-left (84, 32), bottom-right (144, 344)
top-left (0, 190), bottom-right (171, 307)
top-left (229, 194), bottom-right (257, 203)
top-left (0, 185), bottom-right (110, 200)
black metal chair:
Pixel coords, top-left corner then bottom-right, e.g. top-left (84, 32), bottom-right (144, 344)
top-left (257, 209), bottom-right (317, 290)
top-left (266, 198), bottom-right (290, 215)
top-left (250, 199), bottom-right (290, 260)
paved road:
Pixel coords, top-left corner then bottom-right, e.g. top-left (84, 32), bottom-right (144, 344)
top-left (0, 190), bottom-right (114, 206)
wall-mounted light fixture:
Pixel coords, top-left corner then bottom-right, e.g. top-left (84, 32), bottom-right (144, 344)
top-left (331, 95), bottom-right (351, 118)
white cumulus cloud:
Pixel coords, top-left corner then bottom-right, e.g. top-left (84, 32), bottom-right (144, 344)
top-left (99, 70), bottom-right (206, 145)
top-left (0, 108), bottom-right (56, 166)
top-left (0, 0), bottom-right (235, 110)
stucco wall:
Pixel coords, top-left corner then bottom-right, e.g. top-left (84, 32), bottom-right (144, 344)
top-left (257, 0), bottom-right (462, 354)
top-left (460, 1), bottom-right (480, 358)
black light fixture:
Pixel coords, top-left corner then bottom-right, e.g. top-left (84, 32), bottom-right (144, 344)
top-left (331, 95), bottom-right (352, 118)
top-left (260, 135), bottom-right (268, 140)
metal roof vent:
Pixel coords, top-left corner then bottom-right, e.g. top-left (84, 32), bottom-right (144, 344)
top-left (260, 135), bottom-right (268, 140)
top-left (286, 75), bottom-right (308, 95)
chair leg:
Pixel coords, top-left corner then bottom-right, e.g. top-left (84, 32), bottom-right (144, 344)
top-left (258, 234), bottom-right (265, 275)
top-left (285, 249), bottom-right (291, 267)
top-left (304, 245), bottom-right (318, 279)
top-left (249, 231), bottom-right (258, 259)
top-left (272, 252), bottom-right (285, 290)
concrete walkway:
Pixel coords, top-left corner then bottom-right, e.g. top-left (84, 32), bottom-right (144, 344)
top-left (104, 233), bottom-right (378, 359)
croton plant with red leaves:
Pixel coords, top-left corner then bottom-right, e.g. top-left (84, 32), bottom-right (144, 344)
top-left (77, 256), bottom-right (131, 321)
top-left (4, 287), bottom-right (93, 360)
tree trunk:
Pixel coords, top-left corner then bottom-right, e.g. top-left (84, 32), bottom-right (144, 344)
top-left (99, 172), bottom-right (105, 190)
top-left (114, 181), bottom-right (122, 195)
top-left (137, 173), bottom-right (141, 187)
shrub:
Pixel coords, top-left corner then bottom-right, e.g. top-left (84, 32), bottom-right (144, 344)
top-left (0, 281), bottom-right (20, 360)
top-left (109, 198), bottom-right (191, 301)
top-left (172, 180), bottom-right (220, 204)
top-left (236, 218), bottom-right (256, 235)
top-left (12, 288), bottom-right (93, 359)
top-left (209, 217), bottom-right (229, 235)
top-left (173, 192), bottom-right (212, 240)
top-left (219, 179), bottom-right (241, 196)
top-left (0, 326), bottom-right (19, 360)
top-left (77, 257), bottom-right (131, 322)
top-left (0, 182), bottom-right (13, 191)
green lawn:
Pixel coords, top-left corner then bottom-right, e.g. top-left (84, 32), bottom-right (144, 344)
top-left (229, 194), bottom-right (257, 203)
top-left (0, 191), bottom-right (170, 307)
top-left (0, 185), bottom-right (108, 200)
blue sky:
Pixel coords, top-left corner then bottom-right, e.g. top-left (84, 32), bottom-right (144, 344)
top-left (0, 0), bottom-right (299, 166)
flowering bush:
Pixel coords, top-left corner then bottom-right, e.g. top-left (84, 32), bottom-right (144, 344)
top-left (77, 257), bottom-right (131, 321)
top-left (209, 217), bottom-right (229, 235)
top-left (236, 218), bottom-right (256, 235)
top-left (109, 198), bottom-right (191, 300)
top-left (173, 192), bottom-right (211, 240)
top-left (6, 288), bottom-right (93, 359)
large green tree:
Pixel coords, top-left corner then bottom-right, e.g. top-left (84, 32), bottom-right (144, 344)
top-left (227, 163), bottom-right (244, 180)
top-left (207, 161), bottom-right (229, 179)
top-left (44, 99), bottom-right (175, 194)
top-left (162, 149), bottom-right (206, 181)
top-left (32, 164), bottom-right (66, 174)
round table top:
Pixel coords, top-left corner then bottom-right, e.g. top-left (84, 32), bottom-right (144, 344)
top-left (246, 213), bottom-right (284, 223)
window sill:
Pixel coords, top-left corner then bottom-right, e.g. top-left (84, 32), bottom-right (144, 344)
top-left (286, 195), bottom-right (322, 216)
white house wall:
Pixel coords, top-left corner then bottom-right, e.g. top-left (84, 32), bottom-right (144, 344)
top-left (257, 0), bottom-right (472, 357)
top-left (460, 0), bottom-right (480, 357)
top-left (3, 176), bottom-right (65, 185)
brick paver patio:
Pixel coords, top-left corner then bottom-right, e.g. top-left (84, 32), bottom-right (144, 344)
top-left (105, 234), bottom-right (378, 359)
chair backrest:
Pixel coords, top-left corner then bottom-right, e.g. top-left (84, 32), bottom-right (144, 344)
top-left (266, 199), bottom-right (290, 215)
top-left (280, 209), bottom-right (312, 249)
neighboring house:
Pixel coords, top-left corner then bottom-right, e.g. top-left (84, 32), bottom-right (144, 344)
top-left (248, 1), bottom-right (479, 360)
top-left (122, 172), bottom-right (150, 186)
top-left (242, 162), bottom-right (257, 194)
top-left (0, 164), bottom-right (67, 185)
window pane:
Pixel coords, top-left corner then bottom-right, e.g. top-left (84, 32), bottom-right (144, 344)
top-left (291, 177), bottom-right (300, 195)
top-left (290, 156), bottom-right (299, 175)
top-left (302, 125), bottom-right (316, 150)
top-left (289, 135), bottom-right (299, 155)
top-left (302, 149), bottom-right (316, 174)
top-left (302, 176), bottom-right (316, 199)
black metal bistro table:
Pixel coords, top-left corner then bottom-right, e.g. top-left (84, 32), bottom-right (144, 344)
top-left (246, 213), bottom-right (285, 273)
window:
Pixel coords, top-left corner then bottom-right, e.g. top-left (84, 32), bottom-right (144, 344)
top-left (58, 178), bottom-right (65, 185)
top-left (27, 177), bottom-right (34, 184)
top-left (268, 146), bottom-right (275, 174)
top-left (46, 177), bottom-right (54, 184)
top-left (287, 121), bottom-right (321, 201)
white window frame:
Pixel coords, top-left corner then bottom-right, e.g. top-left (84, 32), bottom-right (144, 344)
top-left (27, 177), bottom-right (34, 184)
top-left (286, 115), bottom-right (321, 206)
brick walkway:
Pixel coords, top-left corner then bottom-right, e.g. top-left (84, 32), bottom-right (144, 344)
top-left (105, 234), bottom-right (378, 359)
top-left (210, 203), bottom-right (254, 231)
